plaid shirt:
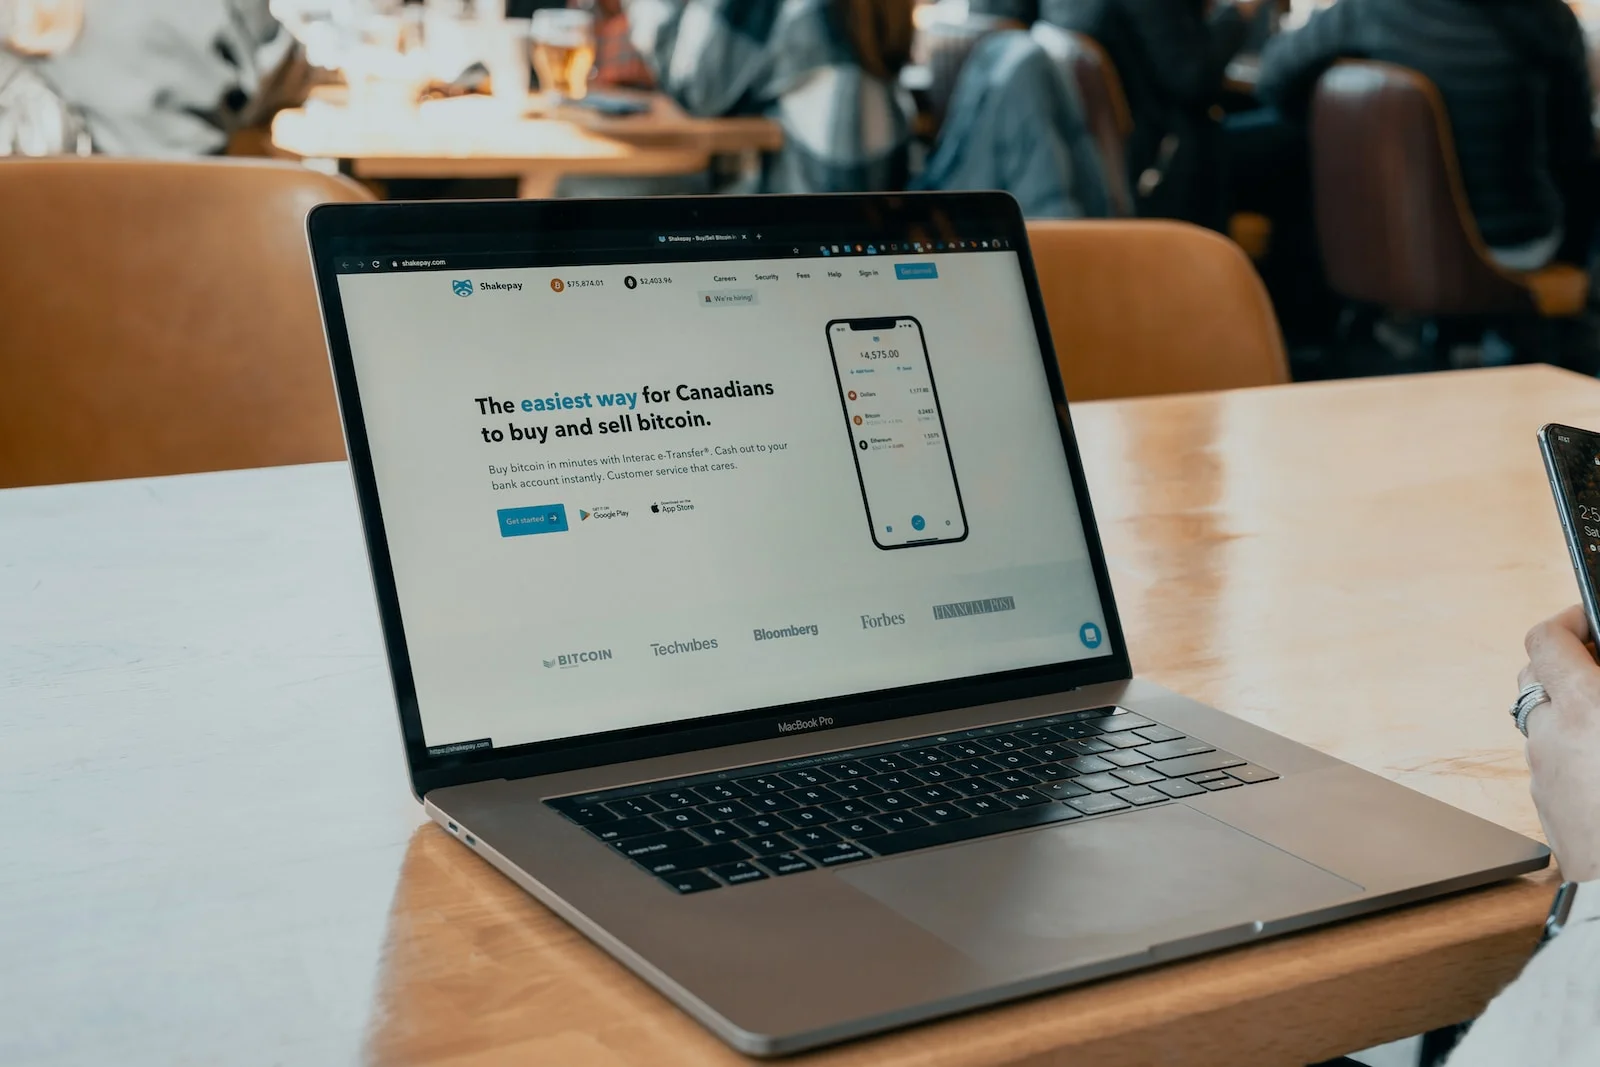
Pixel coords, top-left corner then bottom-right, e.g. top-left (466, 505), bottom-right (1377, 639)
top-left (623, 0), bottom-right (913, 192)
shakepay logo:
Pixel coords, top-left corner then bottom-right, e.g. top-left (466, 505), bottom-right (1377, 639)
top-left (543, 649), bottom-right (614, 669)
top-left (451, 279), bottom-right (473, 297)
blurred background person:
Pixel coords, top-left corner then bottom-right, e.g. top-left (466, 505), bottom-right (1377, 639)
top-left (1039, 0), bottom-right (1270, 227)
top-left (1253, 0), bottom-right (1596, 273)
top-left (623, 0), bottom-right (915, 193)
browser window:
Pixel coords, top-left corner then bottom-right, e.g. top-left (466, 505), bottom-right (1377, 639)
top-left (336, 246), bottom-right (1110, 752)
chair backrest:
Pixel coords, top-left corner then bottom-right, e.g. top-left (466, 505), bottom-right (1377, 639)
top-left (1034, 26), bottom-right (1135, 218)
top-left (0, 158), bottom-right (372, 489)
top-left (921, 15), bottom-right (1019, 133)
top-left (1026, 219), bottom-right (1289, 401)
top-left (1309, 61), bottom-right (1533, 316)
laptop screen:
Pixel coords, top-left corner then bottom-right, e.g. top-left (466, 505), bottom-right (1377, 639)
top-left (330, 210), bottom-right (1114, 758)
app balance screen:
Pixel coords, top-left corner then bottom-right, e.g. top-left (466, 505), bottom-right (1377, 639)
top-left (337, 251), bottom-right (1111, 752)
top-left (828, 317), bottom-right (967, 549)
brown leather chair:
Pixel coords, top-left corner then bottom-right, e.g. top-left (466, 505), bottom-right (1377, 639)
top-left (1311, 61), bottom-right (1587, 321)
top-left (1027, 219), bottom-right (1289, 400)
top-left (1032, 26), bottom-right (1136, 218)
top-left (0, 158), bottom-right (372, 489)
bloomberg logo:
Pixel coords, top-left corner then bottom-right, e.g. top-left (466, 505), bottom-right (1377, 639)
top-left (542, 649), bottom-right (614, 669)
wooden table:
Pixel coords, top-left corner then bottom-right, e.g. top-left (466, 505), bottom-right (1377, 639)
top-left (270, 91), bottom-right (781, 198)
top-left (4, 365), bottom-right (1592, 1066)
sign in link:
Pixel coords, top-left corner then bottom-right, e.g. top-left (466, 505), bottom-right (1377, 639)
top-left (498, 504), bottom-right (569, 537)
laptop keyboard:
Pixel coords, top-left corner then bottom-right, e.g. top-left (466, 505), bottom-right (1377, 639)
top-left (546, 707), bottom-right (1279, 894)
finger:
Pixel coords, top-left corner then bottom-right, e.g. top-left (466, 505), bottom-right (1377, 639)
top-left (1527, 608), bottom-right (1600, 707)
top-left (1520, 662), bottom-right (1537, 690)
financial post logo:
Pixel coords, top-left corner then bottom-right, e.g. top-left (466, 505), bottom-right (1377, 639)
top-left (451, 279), bottom-right (474, 297)
top-left (542, 649), bottom-right (614, 670)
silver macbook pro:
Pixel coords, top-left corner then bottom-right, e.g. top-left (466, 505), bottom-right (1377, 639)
top-left (308, 192), bottom-right (1547, 1056)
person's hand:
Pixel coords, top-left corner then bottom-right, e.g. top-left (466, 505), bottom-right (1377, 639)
top-left (1521, 605), bottom-right (1600, 881)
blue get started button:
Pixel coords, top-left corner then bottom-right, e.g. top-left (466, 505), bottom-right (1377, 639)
top-left (498, 504), bottom-right (569, 537)
top-left (1079, 622), bottom-right (1103, 649)
top-left (894, 262), bottom-right (938, 280)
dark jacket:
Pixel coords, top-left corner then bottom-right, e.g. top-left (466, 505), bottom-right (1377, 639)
top-left (913, 30), bottom-right (1112, 219)
top-left (1041, 0), bottom-right (1250, 223)
top-left (1256, 0), bottom-right (1595, 260)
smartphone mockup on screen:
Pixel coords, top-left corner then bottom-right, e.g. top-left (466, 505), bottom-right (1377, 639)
top-left (827, 316), bottom-right (968, 550)
top-left (1539, 422), bottom-right (1600, 642)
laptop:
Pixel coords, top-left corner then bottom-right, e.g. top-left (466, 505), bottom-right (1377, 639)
top-left (308, 192), bottom-right (1547, 1057)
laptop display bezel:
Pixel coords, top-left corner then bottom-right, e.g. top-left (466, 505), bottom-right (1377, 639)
top-left (307, 192), bottom-right (1132, 798)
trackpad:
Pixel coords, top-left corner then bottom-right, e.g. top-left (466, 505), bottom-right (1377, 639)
top-left (839, 804), bottom-right (1361, 975)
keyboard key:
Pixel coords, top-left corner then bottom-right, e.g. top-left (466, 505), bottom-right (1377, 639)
top-left (786, 826), bottom-right (842, 849)
top-left (1202, 777), bottom-right (1244, 791)
top-left (1062, 755), bottom-right (1116, 775)
top-left (589, 817), bottom-right (661, 842)
top-left (1073, 773), bottom-right (1126, 792)
top-left (652, 809), bottom-right (711, 829)
top-left (695, 782), bottom-right (751, 802)
top-left (1102, 749), bottom-right (1152, 768)
top-left (872, 791), bottom-right (917, 811)
top-left (950, 757), bottom-right (1001, 777)
top-left (821, 798), bottom-right (879, 820)
top-left (787, 768), bottom-right (835, 788)
top-left (1067, 793), bottom-right (1132, 816)
top-left (987, 733), bottom-right (1029, 751)
top-left (1030, 764), bottom-right (1077, 782)
top-left (1151, 750), bottom-right (1246, 777)
top-left (833, 819), bottom-right (881, 839)
top-left (1084, 712), bottom-right (1154, 733)
top-left (613, 830), bottom-right (702, 858)
top-left (605, 796), bottom-right (662, 818)
top-left (1057, 721), bottom-right (1103, 739)
top-left (1228, 764), bottom-right (1281, 784)
top-left (946, 777), bottom-right (993, 798)
top-left (1066, 737), bottom-right (1114, 755)
top-left (655, 790), bottom-right (702, 809)
top-left (868, 771), bottom-right (919, 792)
top-left (801, 843), bottom-right (873, 867)
top-left (857, 800), bottom-right (1082, 857)
top-left (1138, 737), bottom-right (1216, 761)
top-left (997, 789), bottom-right (1049, 807)
top-left (1113, 785), bottom-right (1168, 806)
top-left (987, 770), bottom-right (1040, 789)
top-left (741, 835), bottom-right (792, 856)
top-left (1101, 732), bottom-right (1149, 750)
top-left (660, 870), bottom-right (719, 894)
top-left (922, 803), bottom-right (970, 823)
top-left (903, 747), bottom-right (950, 766)
top-left (862, 754), bottom-right (911, 773)
top-left (555, 802), bottom-right (615, 827)
top-left (1040, 780), bottom-right (1091, 799)
top-left (907, 765), bottom-right (961, 784)
top-left (635, 842), bottom-right (751, 876)
top-left (1152, 778), bottom-right (1207, 798)
top-left (1030, 744), bottom-right (1073, 763)
top-left (788, 807), bottom-right (830, 827)
top-left (1188, 771), bottom-right (1232, 784)
top-left (788, 786), bottom-right (838, 806)
top-left (703, 800), bottom-right (755, 821)
top-left (711, 861), bottom-right (768, 886)
top-left (691, 823), bottom-right (746, 844)
top-left (757, 853), bottom-right (814, 876)
top-left (734, 813), bottom-right (793, 836)
top-left (747, 793), bottom-right (800, 813)
top-left (1132, 724), bottom-right (1186, 744)
top-left (1111, 765), bottom-right (1166, 786)
top-left (1015, 728), bottom-right (1063, 745)
top-left (942, 739), bottom-right (994, 758)
top-left (991, 751), bottom-right (1041, 770)
top-left (829, 778), bottom-right (884, 799)
top-left (741, 775), bottom-right (794, 794)
top-left (909, 784), bottom-right (957, 804)
top-left (827, 761), bottom-right (873, 779)
top-left (954, 795), bottom-right (1012, 816)
top-left (871, 811), bottom-right (931, 833)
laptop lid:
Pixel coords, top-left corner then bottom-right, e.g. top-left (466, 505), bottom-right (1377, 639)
top-left (308, 193), bottom-right (1129, 797)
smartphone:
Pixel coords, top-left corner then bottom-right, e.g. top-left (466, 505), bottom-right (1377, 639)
top-left (1538, 422), bottom-right (1600, 642)
top-left (826, 316), bottom-right (968, 549)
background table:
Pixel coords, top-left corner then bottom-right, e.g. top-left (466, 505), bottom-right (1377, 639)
top-left (270, 91), bottom-right (781, 198)
top-left (3, 365), bottom-right (1594, 1066)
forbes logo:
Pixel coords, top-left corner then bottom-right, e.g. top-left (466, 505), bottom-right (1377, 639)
top-left (451, 279), bottom-right (474, 297)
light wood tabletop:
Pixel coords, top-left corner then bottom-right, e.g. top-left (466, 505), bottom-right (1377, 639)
top-left (4, 365), bottom-right (1594, 1066)
top-left (270, 91), bottom-right (780, 198)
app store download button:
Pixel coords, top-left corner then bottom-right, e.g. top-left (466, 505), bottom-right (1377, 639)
top-left (498, 504), bottom-right (569, 537)
top-left (894, 262), bottom-right (938, 280)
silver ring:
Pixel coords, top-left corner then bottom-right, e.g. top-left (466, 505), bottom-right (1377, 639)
top-left (1512, 683), bottom-right (1550, 737)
